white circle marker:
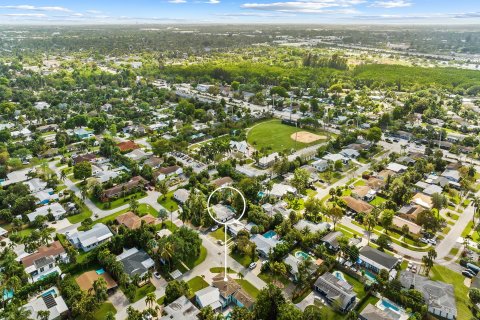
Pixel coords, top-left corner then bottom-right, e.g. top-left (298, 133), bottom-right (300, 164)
top-left (207, 186), bottom-right (246, 281)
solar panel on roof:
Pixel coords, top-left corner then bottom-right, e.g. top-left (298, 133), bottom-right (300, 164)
top-left (42, 293), bottom-right (57, 309)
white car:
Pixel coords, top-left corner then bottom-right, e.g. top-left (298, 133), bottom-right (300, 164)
top-left (248, 262), bottom-right (257, 270)
top-left (211, 225), bottom-right (219, 232)
top-left (153, 272), bottom-right (161, 279)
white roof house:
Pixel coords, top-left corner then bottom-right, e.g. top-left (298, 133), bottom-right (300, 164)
top-left (27, 203), bottom-right (66, 222)
top-left (230, 141), bottom-right (249, 155)
top-left (270, 183), bottom-right (297, 198)
top-left (25, 178), bottom-right (48, 193)
top-left (66, 223), bottom-right (113, 252)
top-left (295, 219), bottom-right (331, 233)
top-left (173, 188), bottom-right (190, 204)
top-left (211, 204), bottom-right (235, 223)
top-left (386, 162), bottom-right (408, 173)
top-left (441, 169), bottom-right (461, 182)
top-left (311, 159), bottom-right (329, 172)
top-left (322, 153), bottom-right (347, 163)
top-left (195, 286), bottom-right (222, 310)
top-left (422, 184), bottom-right (443, 196)
top-left (258, 152), bottom-right (279, 168)
top-left (22, 286), bottom-right (68, 320)
top-left (340, 148), bottom-right (360, 159)
top-left (1, 168), bottom-right (33, 186)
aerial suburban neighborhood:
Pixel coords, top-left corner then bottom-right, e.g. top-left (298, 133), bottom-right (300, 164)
top-left (1, 2), bottom-right (480, 320)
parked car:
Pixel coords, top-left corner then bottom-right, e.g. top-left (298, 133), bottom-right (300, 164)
top-left (249, 262), bottom-right (257, 270)
top-left (427, 239), bottom-right (437, 245)
top-left (153, 272), bottom-right (162, 279)
top-left (419, 238), bottom-right (429, 244)
top-left (216, 240), bottom-right (224, 246)
top-left (211, 225), bottom-right (219, 232)
top-left (463, 270), bottom-right (474, 278)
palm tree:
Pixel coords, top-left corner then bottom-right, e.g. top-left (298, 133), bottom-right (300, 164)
top-left (40, 228), bottom-right (53, 246)
top-left (37, 310), bottom-right (50, 320)
top-left (60, 170), bottom-right (66, 181)
top-left (473, 196), bottom-right (480, 226)
top-left (80, 185), bottom-right (88, 200)
top-left (131, 274), bottom-right (141, 287)
top-left (160, 242), bottom-right (174, 271)
top-left (129, 198), bottom-right (139, 213)
top-left (158, 209), bottom-right (168, 228)
top-left (146, 292), bottom-right (157, 308)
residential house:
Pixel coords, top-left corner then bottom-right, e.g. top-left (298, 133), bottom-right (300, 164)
top-left (441, 169), bottom-right (461, 183)
top-left (116, 211), bottom-right (156, 230)
top-left (270, 183), bottom-right (297, 198)
top-left (155, 165), bottom-right (183, 181)
top-left (340, 148), bottom-right (360, 159)
top-left (211, 204), bottom-right (235, 223)
top-left (76, 270), bottom-right (118, 293)
top-left (299, 165), bottom-right (320, 183)
top-left (25, 178), bottom-right (48, 193)
top-left (422, 184), bottom-right (443, 196)
top-left (342, 196), bottom-right (374, 214)
top-left (358, 246), bottom-right (400, 274)
top-left (392, 216), bottom-right (422, 236)
top-left (399, 271), bottom-right (457, 320)
top-left (397, 204), bottom-right (425, 222)
top-left (294, 219), bottom-right (331, 234)
top-left (22, 286), bottom-right (68, 320)
top-left (397, 156), bottom-right (416, 166)
top-left (72, 153), bottom-right (96, 165)
top-left (251, 234), bottom-right (280, 258)
top-left (412, 193), bottom-right (433, 209)
top-left (117, 140), bottom-right (140, 152)
top-left (359, 303), bottom-right (400, 320)
top-left (21, 241), bottom-right (68, 283)
top-left (230, 141), bottom-right (250, 156)
top-left (74, 128), bottom-right (93, 140)
top-left (314, 272), bottom-right (357, 313)
top-left (212, 273), bottom-right (254, 310)
top-left (311, 159), bottom-right (329, 172)
top-left (352, 185), bottom-right (376, 202)
top-left (125, 149), bottom-right (150, 162)
top-left (143, 156), bottom-right (164, 169)
top-left (386, 162), bottom-right (408, 174)
top-left (283, 254), bottom-right (317, 281)
top-left (66, 223), bottom-right (113, 252)
top-left (101, 176), bottom-right (147, 201)
top-left (161, 295), bottom-right (199, 320)
top-left (367, 177), bottom-right (386, 190)
top-left (173, 188), bottom-right (190, 204)
top-left (27, 202), bottom-right (66, 222)
top-left (258, 152), bottom-right (279, 168)
top-left (211, 176), bottom-right (233, 188)
top-left (0, 168), bottom-right (32, 186)
top-left (323, 153), bottom-right (349, 165)
top-left (116, 247), bottom-right (155, 279)
top-left (195, 286), bottom-right (222, 311)
top-left (321, 231), bottom-right (343, 252)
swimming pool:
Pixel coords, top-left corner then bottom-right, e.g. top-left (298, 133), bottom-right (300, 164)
top-left (3, 289), bottom-right (13, 300)
top-left (332, 270), bottom-right (347, 282)
top-left (295, 251), bottom-right (310, 261)
top-left (96, 268), bottom-right (105, 275)
top-left (378, 298), bottom-right (401, 312)
top-left (363, 270), bottom-right (377, 283)
top-left (263, 230), bottom-right (277, 239)
top-left (42, 288), bottom-right (56, 297)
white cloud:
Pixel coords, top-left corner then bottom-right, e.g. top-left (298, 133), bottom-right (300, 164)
top-left (370, 0), bottom-right (412, 8)
top-left (0, 13), bottom-right (46, 17)
top-left (86, 10), bottom-right (102, 14)
top-left (241, 1), bottom-right (363, 13)
top-left (206, 0), bottom-right (220, 3)
top-left (168, 0), bottom-right (187, 3)
top-left (0, 5), bottom-right (71, 12)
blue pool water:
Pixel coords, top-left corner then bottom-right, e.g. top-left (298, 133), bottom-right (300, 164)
top-left (364, 270), bottom-right (377, 283)
top-left (333, 270), bottom-right (347, 282)
top-left (3, 289), bottom-right (13, 300)
top-left (381, 299), bottom-right (400, 312)
top-left (96, 268), bottom-right (105, 275)
top-left (42, 289), bottom-right (56, 297)
top-left (38, 271), bottom-right (58, 281)
top-left (295, 251), bottom-right (310, 261)
top-left (263, 230), bottom-right (277, 239)
top-left (258, 191), bottom-right (265, 198)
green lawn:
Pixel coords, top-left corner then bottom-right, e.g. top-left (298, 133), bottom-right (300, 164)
top-left (292, 288), bottom-right (312, 303)
top-left (210, 226), bottom-right (230, 241)
top-left (355, 295), bottom-right (379, 312)
top-left (230, 251), bottom-right (258, 268)
top-left (210, 267), bottom-right (235, 273)
top-left (369, 196), bottom-right (387, 206)
top-left (91, 191), bottom-right (147, 210)
top-left (430, 265), bottom-right (473, 320)
top-left (258, 270), bottom-right (290, 286)
top-left (354, 179), bottom-right (366, 186)
top-left (187, 276), bottom-right (209, 297)
top-left (138, 203), bottom-right (157, 216)
top-left (247, 119), bottom-right (328, 153)
top-left (157, 191), bottom-right (179, 212)
top-left (93, 302), bottom-right (116, 320)
top-left (185, 245), bottom-right (207, 269)
top-left (90, 208), bottom-right (131, 226)
top-left (131, 283), bottom-right (156, 303)
top-left (337, 270), bottom-right (367, 299)
top-left (67, 196), bottom-right (93, 223)
top-left (235, 279), bottom-right (260, 298)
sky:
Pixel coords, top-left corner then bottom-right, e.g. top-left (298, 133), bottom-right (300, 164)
top-left (0, 0), bottom-right (479, 25)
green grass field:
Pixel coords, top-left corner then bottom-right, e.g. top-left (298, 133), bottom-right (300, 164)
top-left (93, 302), bottom-right (116, 320)
top-left (247, 119), bottom-right (328, 153)
top-left (131, 283), bottom-right (156, 303)
top-left (157, 191), bottom-right (179, 212)
top-left (187, 276), bottom-right (209, 298)
top-left (430, 265), bottom-right (472, 320)
top-left (235, 279), bottom-right (260, 298)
